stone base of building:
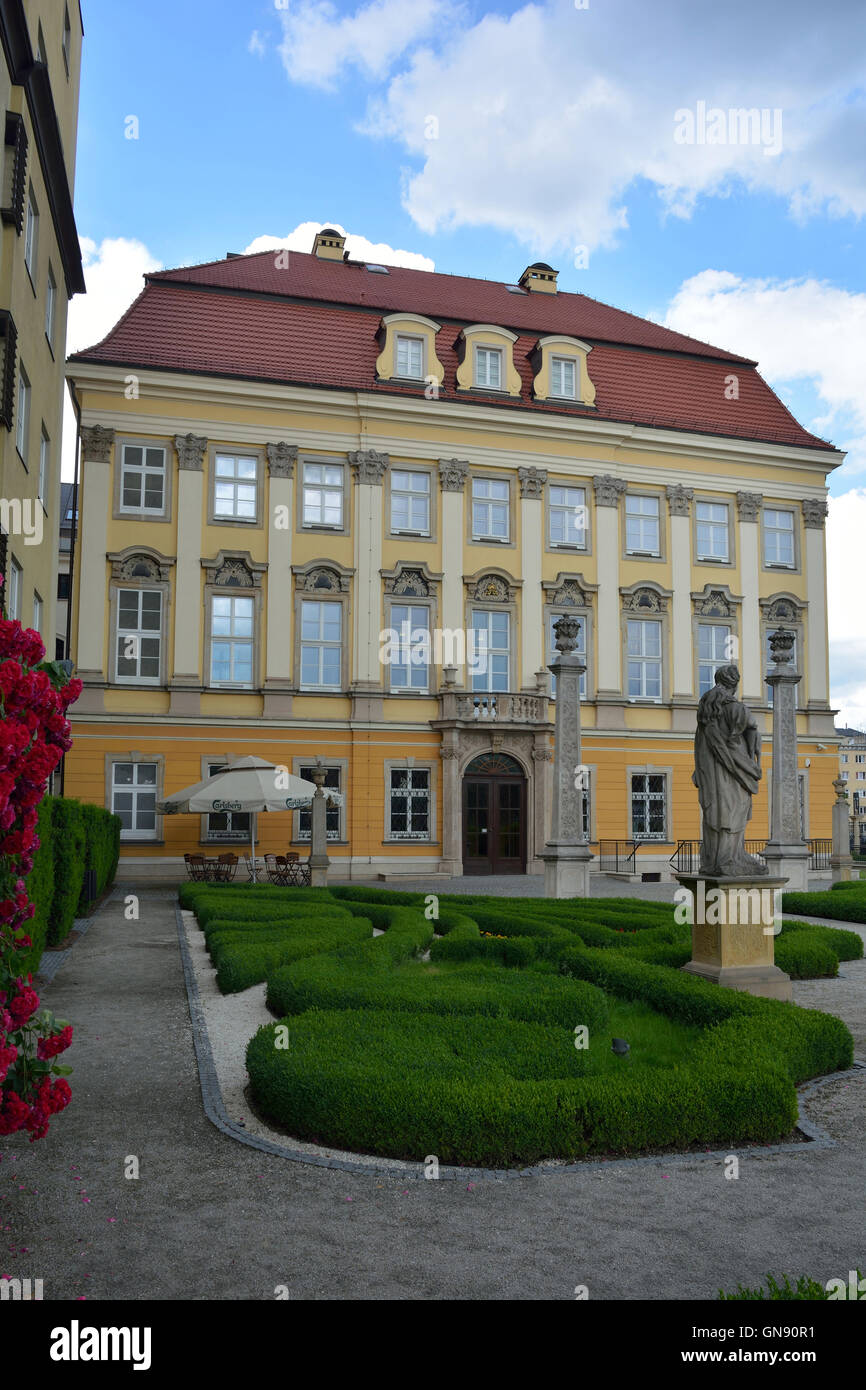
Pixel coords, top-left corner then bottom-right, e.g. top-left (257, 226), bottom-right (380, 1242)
top-left (541, 846), bottom-right (594, 898)
top-left (675, 873), bottom-right (792, 1001)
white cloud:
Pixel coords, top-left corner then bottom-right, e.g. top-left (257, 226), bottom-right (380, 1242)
top-left (828, 491), bottom-right (866, 727)
top-left (68, 236), bottom-right (163, 356)
top-left (243, 221), bottom-right (434, 271)
top-left (277, 0), bottom-right (447, 90)
top-left (339, 0), bottom-right (866, 252)
top-left (248, 30), bottom-right (267, 59)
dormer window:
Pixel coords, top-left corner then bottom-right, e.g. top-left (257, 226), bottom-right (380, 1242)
top-left (550, 356), bottom-right (576, 399)
top-left (532, 335), bottom-right (596, 407)
top-left (475, 345), bottom-right (503, 391)
top-left (395, 334), bottom-right (424, 379)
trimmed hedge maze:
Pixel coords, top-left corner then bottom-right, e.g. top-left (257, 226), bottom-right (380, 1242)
top-left (179, 883), bottom-right (858, 1167)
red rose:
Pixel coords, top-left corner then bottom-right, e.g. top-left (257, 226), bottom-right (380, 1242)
top-left (8, 986), bottom-right (39, 1027)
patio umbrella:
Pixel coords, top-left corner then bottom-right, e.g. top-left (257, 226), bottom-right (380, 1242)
top-left (158, 755), bottom-right (342, 876)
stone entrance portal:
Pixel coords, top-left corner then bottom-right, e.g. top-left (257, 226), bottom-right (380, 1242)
top-left (462, 753), bottom-right (526, 874)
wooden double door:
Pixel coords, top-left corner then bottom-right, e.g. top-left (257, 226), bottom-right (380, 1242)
top-left (462, 755), bottom-right (526, 874)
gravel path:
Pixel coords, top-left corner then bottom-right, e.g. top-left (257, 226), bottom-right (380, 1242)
top-left (0, 885), bottom-right (862, 1302)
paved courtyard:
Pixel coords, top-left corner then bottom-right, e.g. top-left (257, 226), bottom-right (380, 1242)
top-left (1, 881), bottom-right (862, 1301)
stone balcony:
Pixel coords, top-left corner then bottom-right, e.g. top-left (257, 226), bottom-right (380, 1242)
top-left (435, 689), bottom-right (552, 726)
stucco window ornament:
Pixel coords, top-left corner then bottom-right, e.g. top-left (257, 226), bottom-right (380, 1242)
top-left (349, 450), bottom-right (389, 485)
top-left (592, 474), bottom-right (626, 508)
top-left (119, 555), bottom-right (159, 581)
top-left (665, 484), bottom-right (694, 517)
top-left (175, 434), bottom-right (208, 471)
top-left (623, 586), bottom-right (667, 613)
top-left (548, 577), bottom-right (589, 608)
top-left (300, 566), bottom-right (347, 593)
top-left (801, 498), bottom-right (829, 529)
top-left (763, 596), bottom-right (802, 623)
top-left (472, 574), bottom-right (512, 602)
top-left (81, 424), bottom-right (115, 463)
top-left (736, 491), bottom-right (762, 523)
top-left (266, 442), bottom-right (298, 478)
top-left (694, 589), bottom-right (733, 618)
top-left (518, 466), bottom-right (548, 499)
top-left (386, 568), bottom-right (430, 598)
top-left (438, 459), bottom-right (469, 492)
top-left (214, 559), bottom-right (253, 588)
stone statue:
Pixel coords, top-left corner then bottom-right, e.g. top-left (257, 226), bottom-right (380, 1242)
top-left (693, 663), bottom-right (768, 878)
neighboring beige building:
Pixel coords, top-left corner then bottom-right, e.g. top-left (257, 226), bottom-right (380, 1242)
top-left (0, 1), bottom-right (85, 639)
top-left (838, 729), bottom-right (866, 853)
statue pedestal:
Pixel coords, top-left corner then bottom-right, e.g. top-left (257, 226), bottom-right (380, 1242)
top-left (676, 874), bottom-right (792, 1001)
top-left (542, 844), bottom-right (593, 900)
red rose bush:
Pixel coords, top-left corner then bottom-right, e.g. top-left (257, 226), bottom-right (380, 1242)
top-left (0, 590), bottom-right (81, 1140)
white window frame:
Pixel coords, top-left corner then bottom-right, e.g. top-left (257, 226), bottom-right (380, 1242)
top-left (16, 366), bottom-right (30, 461)
top-left (395, 333), bottom-right (424, 380)
top-left (45, 264), bottom-right (57, 345)
top-left (302, 461), bottom-right (344, 529)
top-left (387, 767), bottom-right (432, 841)
top-left (470, 607), bottom-right (510, 693)
top-left (548, 484), bottom-right (587, 549)
top-left (626, 618), bottom-right (662, 701)
top-left (203, 759), bottom-right (251, 842)
top-left (390, 469), bottom-right (430, 536)
top-left (297, 765), bottom-right (342, 841)
top-left (299, 599), bottom-right (342, 690)
top-left (695, 500), bottom-right (730, 562)
top-left (119, 443), bottom-right (167, 515)
top-left (38, 425), bottom-right (49, 502)
top-left (763, 508), bottom-right (796, 568)
top-left (630, 772), bottom-right (668, 840)
top-left (212, 453), bottom-right (259, 523)
top-left (32, 591), bottom-right (43, 635)
top-left (115, 588), bottom-right (163, 685)
top-left (388, 603), bottom-right (430, 692)
top-left (111, 761), bottom-right (159, 842)
top-left (7, 556), bottom-right (21, 619)
top-left (697, 622), bottom-right (731, 696)
top-left (24, 186), bottom-right (38, 279)
top-left (625, 494), bottom-right (660, 557)
top-left (474, 345), bottom-right (503, 390)
top-left (209, 593), bottom-right (255, 688)
top-left (550, 355), bottom-right (577, 399)
top-left (471, 477), bottom-right (510, 542)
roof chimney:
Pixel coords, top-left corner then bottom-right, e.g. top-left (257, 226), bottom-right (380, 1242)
top-left (519, 262), bottom-right (558, 294)
top-left (313, 227), bottom-right (347, 261)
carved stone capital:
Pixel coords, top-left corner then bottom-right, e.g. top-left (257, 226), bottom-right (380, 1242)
top-left (175, 434), bottom-right (208, 471)
top-left (349, 450), bottom-right (389, 484)
top-left (518, 466), bottom-right (547, 500)
top-left (592, 474), bottom-right (626, 507)
top-left (665, 483), bottom-right (694, 517)
top-left (266, 442), bottom-right (298, 479)
top-left (438, 458), bottom-right (469, 492)
top-left (80, 425), bottom-right (115, 464)
top-left (802, 497), bottom-right (828, 530)
top-left (736, 491), bottom-right (762, 523)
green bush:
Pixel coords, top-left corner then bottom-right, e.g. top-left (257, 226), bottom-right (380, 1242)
top-left (781, 890), bottom-right (866, 923)
top-left (47, 799), bottom-right (87, 946)
top-left (18, 800), bottom-right (55, 974)
top-left (719, 1274), bottom-right (832, 1301)
top-left (206, 916), bottom-right (373, 993)
top-left (74, 801), bottom-right (121, 911)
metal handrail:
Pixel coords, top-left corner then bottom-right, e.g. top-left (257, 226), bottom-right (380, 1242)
top-left (597, 839), bottom-right (639, 873)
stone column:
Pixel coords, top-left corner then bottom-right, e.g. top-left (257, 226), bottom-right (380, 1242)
top-left (762, 627), bottom-right (810, 890)
top-left (439, 741), bottom-right (461, 874)
top-left (518, 466), bottom-right (547, 689)
top-left (349, 450), bottom-right (388, 718)
top-left (263, 442), bottom-right (297, 717)
top-left (802, 498), bottom-right (830, 709)
top-left (75, 425), bottom-right (114, 711)
top-left (170, 433), bottom-right (207, 716)
top-left (439, 460), bottom-right (468, 686)
top-left (736, 491), bottom-right (762, 704)
top-left (541, 614), bottom-right (593, 897)
top-left (308, 761), bottom-right (330, 888)
top-left (592, 475), bottom-right (626, 727)
top-left (830, 776), bottom-right (854, 884)
top-left (667, 484), bottom-right (695, 728)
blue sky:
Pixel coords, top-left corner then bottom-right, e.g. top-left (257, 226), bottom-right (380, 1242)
top-left (69, 0), bottom-right (866, 719)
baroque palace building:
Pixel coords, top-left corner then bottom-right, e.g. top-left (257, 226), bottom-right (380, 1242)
top-left (64, 228), bottom-right (841, 879)
top-left (0, 0), bottom-right (84, 644)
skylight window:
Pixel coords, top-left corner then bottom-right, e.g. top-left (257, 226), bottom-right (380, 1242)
top-left (366, 264), bottom-right (390, 274)
top-left (505, 284), bottom-right (527, 293)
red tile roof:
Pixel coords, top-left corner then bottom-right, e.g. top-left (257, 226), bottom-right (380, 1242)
top-left (69, 249), bottom-right (834, 453)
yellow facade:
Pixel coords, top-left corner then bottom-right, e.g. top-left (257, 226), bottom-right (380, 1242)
top-left (0, 1), bottom-right (83, 645)
top-left (64, 243), bottom-right (842, 881)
